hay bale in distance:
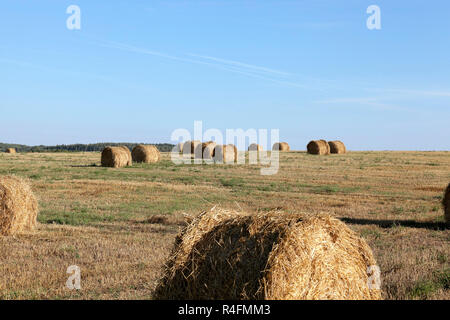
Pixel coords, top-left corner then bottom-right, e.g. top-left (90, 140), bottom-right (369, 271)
top-left (0, 176), bottom-right (38, 236)
top-left (320, 139), bottom-right (331, 154)
top-left (154, 207), bottom-right (381, 300)
top-left (132, 145), bottom-right (160, 163)
top-left (272, 142), bottom-right (290, 151)
top-left (443, 183), bottom-right (450, 224)
top-left (307, 140), bottom-right (330, 155)
top-left (328, 141), bottom-right (346, 154)
top-left (174, 143), bottom-right (184, 153)
top-left (213, 145), bottom-right (236, 164)
top-left (229, 144), bottom-right (238, 162)
top-left (101, 146), bottom-right (131, 168)
top-left (182, 140), bottom-right (201, 156)
top-left (248, 144), bottom-right (263, 152)
top-left (194, 141), bottom-right (216, 160)
top-left (120, 146), bottom-right (132, 166)
top-left (5, 148), bottom-right (16, 154)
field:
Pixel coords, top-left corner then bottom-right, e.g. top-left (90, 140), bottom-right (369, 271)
top-left (0, 151), bottom-right (449, 300)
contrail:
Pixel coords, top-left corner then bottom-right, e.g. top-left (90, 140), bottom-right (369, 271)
top-left (97, 40), bottom-right (307, 88)
top-left (186, 53), bottom-right (291, 76)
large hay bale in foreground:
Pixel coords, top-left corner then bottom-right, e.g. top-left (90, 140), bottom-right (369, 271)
top-left (101, 147), bottom-right (131, 168)
top-left (154, 207), bottom-right (381, 300)
top-left (307, 140), bottom-right (330, 155)
top-left (272, 142), bottom-right (290, 152)
top-left (248, 144), bottom-right (263, 152)
top-left (443, 183), bottom-right (450, 224)
top-left (328, 141), bottom-right (346, 154)
top-left (132, 145), bottom-right (160, 163)
top-left (182, 140), bottom-right (201, 155)
top-left (213, 145), bottom-right (236, 164)
top-left (0, 176), bottom-right (38, 236)
top-left (5, 148), bottom-right (16, 154)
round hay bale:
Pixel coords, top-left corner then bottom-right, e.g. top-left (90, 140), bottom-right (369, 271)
top-left (132, 145), bottom-right (160, 163)
top-left (101, 146), bottom-right (131, 168)
top-left (119, 146), bottom-right (133, 166)
top-left (194, 141), bottom-right (216, 160)
top-left (182, 140), bottom-right (201, 155)
top-left (154, 207), bottom-right (381, 300)
top-left (320, 139), bottom-right (331, 154)
top-left (328, 141), bottom-right (346, 154)
top-left (272, 142), bottom-right (290, 151)
top-left (213, 145), bottom-right (236, 164)
top-left (5, 148), bottom-right (16, 154)
top-left (307, 140), bottom-right (330, 155)
top-left (0, 176), bottom-right (38, 236)
top-left (229, 144), bottom-right (238, 162)
top-left (443, 183), bottom-right (450, 224)
top-left (174, 143), bottom-right (184, 153)
top-left (248, 144), bottom-right (263, 152)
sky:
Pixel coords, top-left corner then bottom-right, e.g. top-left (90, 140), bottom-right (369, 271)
top-left (0, 0), bottom-right (449, 150)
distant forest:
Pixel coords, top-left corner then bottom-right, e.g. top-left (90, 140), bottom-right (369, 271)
top-left (0, 142), bottom-right (175, 153)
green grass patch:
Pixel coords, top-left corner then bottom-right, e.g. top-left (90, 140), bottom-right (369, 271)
top-left (174, 176), bottom-right (196, 184)
top-left (220, 178), bottom-right (245, 188)
top-left (392, 206), bottom-right (404, 214)
top-left (408, 269), bottom-right (449, 299)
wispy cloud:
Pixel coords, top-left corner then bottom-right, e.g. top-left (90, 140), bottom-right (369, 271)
top-left (314, 97), bottom-right (378, 104)
top-left (186, 53), bottom-right (290, 76)
top-left (273, 21), bottom-right (344, 30)
top-left (379, 88), bottom-right (450, 97)
top-left (96, 40), bottom-right (307, 88)
top-left (313, 97), bottom-right (410, 112)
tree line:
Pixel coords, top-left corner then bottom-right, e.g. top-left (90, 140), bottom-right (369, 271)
top-left (0, 142), bottom-right (175, 153)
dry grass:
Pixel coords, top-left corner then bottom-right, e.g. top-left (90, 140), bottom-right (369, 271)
top-left (0, 150), bottom-right (448, 299)
top-left (443, 183), bottom-right (450, 224)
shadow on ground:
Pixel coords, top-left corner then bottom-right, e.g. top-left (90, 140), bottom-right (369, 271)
top-left (69, 164), bottom-right (99, 168)
top-left (341, 217), bottom-right (448, 231)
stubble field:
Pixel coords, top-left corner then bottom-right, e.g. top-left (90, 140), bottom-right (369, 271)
top-left (0, 151), bottom-right (448, 300)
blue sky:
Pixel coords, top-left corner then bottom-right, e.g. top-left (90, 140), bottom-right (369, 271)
top-left (0, 0), bottom-right (449, 150)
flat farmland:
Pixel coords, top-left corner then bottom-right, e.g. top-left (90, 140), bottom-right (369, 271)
top-left (0, 151), bottom-right (448, 300)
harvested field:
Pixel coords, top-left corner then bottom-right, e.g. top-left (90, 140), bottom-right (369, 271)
top-left (0, 151), bottom-right (448, 300)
